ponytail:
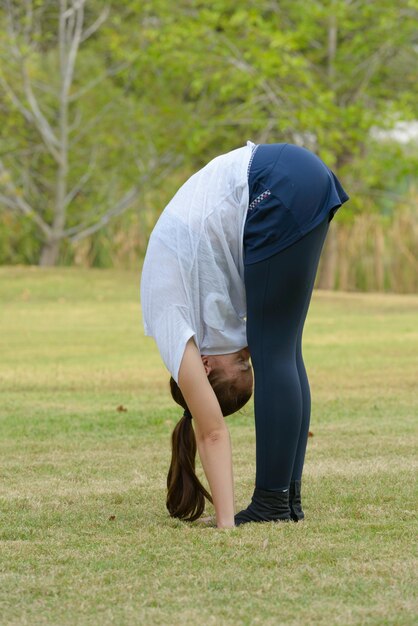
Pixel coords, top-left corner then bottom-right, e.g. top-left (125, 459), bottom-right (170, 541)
top-left (166, 410), bottom-right (213, 522)
top-left (167, 374), bottom-right (252, 522)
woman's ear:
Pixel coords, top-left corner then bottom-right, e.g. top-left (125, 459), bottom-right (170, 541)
top-left (200, 355), bottom-right (213, 376)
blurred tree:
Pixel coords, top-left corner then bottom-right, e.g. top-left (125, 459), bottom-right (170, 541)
top-left (123, 1), bottom-right (417, 160)
top-left (134, 0), bottom-right (417, 286)
top-left (0, 0), bottom-right (180, 265)
top-left (0, 0), bottom-right (416, 278)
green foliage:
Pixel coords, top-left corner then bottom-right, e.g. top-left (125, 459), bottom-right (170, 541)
top-left (0, 211), bottom-right (41, 264)
top-left (0, 0), bottom-right (417, 267)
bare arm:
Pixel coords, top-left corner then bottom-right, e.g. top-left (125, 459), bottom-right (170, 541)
top-left (178, 338), bottom-right (235, 528)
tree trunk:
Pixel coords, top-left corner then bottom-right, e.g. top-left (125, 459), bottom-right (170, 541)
top-left (317, 225), bottom-right (338, 290)
top-left (316, 12), bottom-right (339, 291)
top-left (39, 239), bottom-right (61, 266)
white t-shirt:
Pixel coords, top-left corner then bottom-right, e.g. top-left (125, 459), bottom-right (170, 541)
top-left (140, 140), bottom-right (255, 383)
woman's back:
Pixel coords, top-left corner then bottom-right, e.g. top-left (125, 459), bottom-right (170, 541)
top-left (140, 141), bottom-right (255, 382)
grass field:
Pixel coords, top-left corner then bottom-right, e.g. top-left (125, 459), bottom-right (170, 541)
top-left (0, 266), bottom-right (417, 626)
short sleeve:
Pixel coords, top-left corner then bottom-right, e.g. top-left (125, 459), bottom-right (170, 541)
top-left (153, 306), bottom-right (196, 384)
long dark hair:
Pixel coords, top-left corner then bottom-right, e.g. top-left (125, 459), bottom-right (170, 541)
top-left (166, 370), bottom-right (252, 522)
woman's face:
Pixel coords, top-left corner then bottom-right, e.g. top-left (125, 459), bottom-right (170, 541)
top-left (201, 347), bottom-right (253, 393)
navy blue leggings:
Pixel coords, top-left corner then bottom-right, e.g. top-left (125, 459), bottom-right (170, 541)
top-left (244, 216), bottom-right (330, 490)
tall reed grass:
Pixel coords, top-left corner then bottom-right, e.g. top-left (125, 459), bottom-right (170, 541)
top-left (318, 203), bottom-right (417, 293)
top-left (69, 196), bottom-right (418, 294)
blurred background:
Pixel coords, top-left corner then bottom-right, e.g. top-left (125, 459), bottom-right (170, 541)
top-left (0, 0), bottom-right (417, 292)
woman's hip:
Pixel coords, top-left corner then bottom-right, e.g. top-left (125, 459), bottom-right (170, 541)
top-left (244, 143), bottom-right (349, 264)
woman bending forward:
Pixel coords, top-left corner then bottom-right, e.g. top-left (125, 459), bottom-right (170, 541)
top-left (140, 141), bottom-right (349, 528)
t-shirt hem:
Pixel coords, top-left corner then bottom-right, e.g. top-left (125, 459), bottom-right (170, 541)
top-left (200, 341), bottom-right (248, 356)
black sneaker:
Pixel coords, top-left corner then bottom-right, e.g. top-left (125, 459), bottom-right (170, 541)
top-left (235, 487), bottom-right (291, 526)
top-left (289, 480), bottom-right (304, 522)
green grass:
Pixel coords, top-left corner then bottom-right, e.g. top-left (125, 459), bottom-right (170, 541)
top-left (0, 266), bottom-right (417, 626)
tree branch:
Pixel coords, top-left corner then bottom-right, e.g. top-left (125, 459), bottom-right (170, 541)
top-left (68, 60), bottom-right (135, 102)
top-left (2, 2), bottom-right (62, 162)
top-left (63, 148), bottom-right (97, 208)
top-left (67, 156), bottom-right (183, 242)
top-left (23, 0), bottom-right (34, 44)
top-left (0, 74), bottom-right (35, 124)
top-left (21, 64), bottom-right (61, 154)
top-left (61, 0), bottom-right (85, 99)
top-left (68, 107), bottom-right (83, 132)
top-left (0, 159), bottom-right (51, 237)
top-left (80, 5), bottom-right (110, 42)
top-left (345, 41), bottom-right (394, 105)
top-left (68, 186), bottom-right (140, 241)
top-left (217, 34), bottom-right (299, 124)
top-left (70, 101), bottom-right (115, 146)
